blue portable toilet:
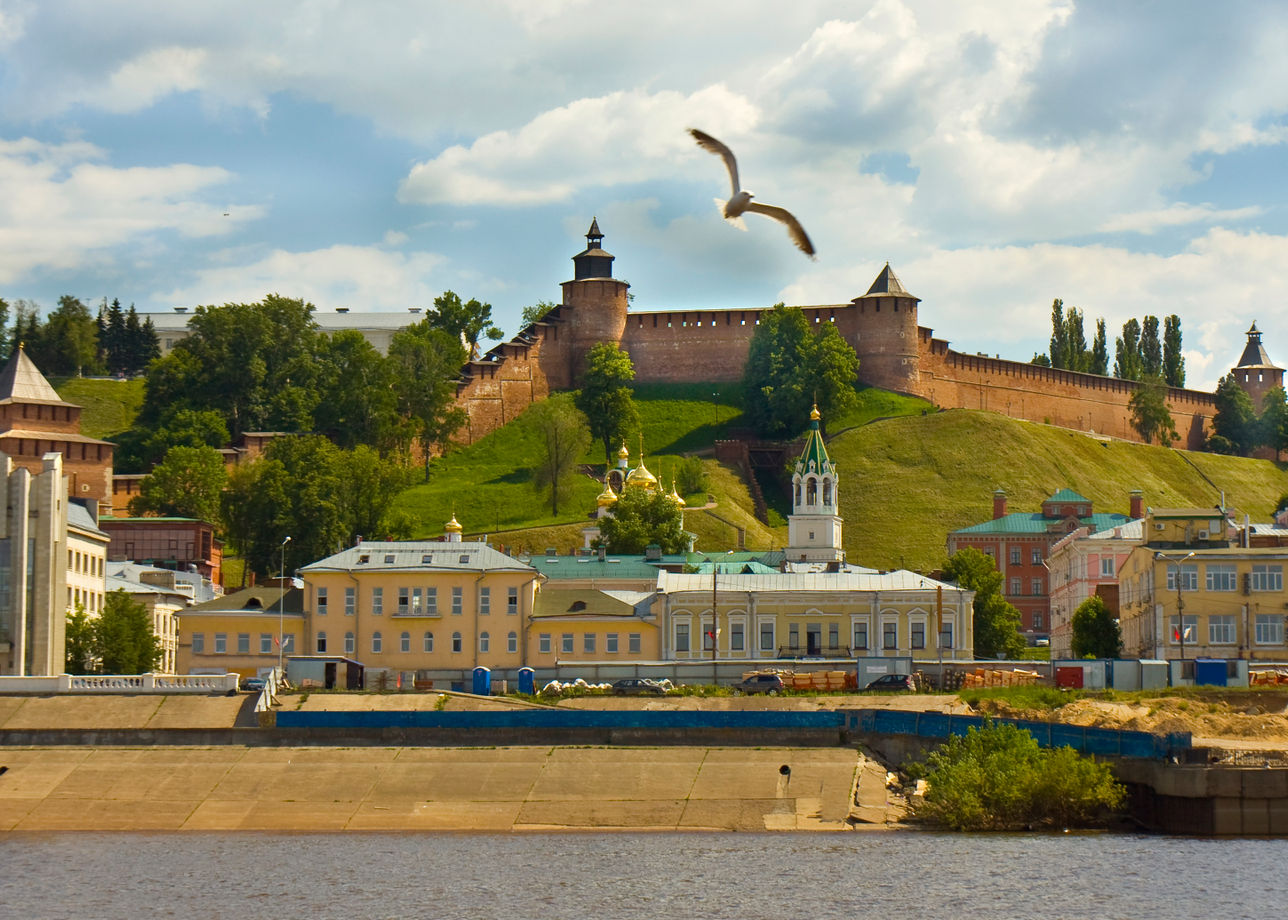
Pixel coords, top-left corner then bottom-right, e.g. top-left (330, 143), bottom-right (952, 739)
top-left (472, 666), bottom-right (492, 696)
top-left (518, 667), bottom-right (535, 695)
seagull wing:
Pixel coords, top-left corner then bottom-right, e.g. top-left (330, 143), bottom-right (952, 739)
top-left (689, 128), bottom-right (741, 197)
top-left (746, 202), bottom-right (816, 257)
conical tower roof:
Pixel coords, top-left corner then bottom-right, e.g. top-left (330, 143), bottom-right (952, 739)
top-left (1236, 322), bottom-right (1281, 369)
top-left (793, 405), bottom-right (836, 479)
top-left (0, 346), bottom-right (77, 407)
top-left (855, 262), bottom-right (920, 302)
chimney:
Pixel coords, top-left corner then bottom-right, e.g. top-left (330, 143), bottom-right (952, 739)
top-left (992, 489), bottom-right (1007, 520)
top-left (1130, 490), bottom-right (1144, 520)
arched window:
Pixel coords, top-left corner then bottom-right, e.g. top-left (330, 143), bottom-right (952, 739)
top-left (794, 481), bottom-right (801, 505)
top-left (423, 631), bottom-right (434, 652)
top-left (316, 631), bottom-right (327, 654)
top-left (344, 631), bottom-right (355, 654)
top-left (822, 479), bottom-right (832, 505)
top-left (400, 631), bottom-right (410, 652)
top-left (507, 631), bottom-right (518, 653)
top-left (451, 632), bottom-right (462, 653)
top-left (806, 477), bottom-right (817, 505)
top-left (479, 631), bottom-right (490, 653)
top-left (371, 631), bottom-right (382, 654)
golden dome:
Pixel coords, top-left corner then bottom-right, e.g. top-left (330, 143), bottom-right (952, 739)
top-left (624, 459), bottom-right (658, 491)
top-left (596, 482), bottom-right (619, 507)
top-left (445, 514), bottom-right (463, 534)
top-left (617, 441), bottom-right (630, 460)
top-left (810, 403), bottom-right (820, 421)
top-left (668, 481), bottom-right (686, 507)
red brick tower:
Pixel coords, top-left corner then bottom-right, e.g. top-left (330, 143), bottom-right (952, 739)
top-left (844, 263), bottom-right (922, 396)
top-left (558, 218), bottom-right (630, 385)
top-left (1232, 321), bottom-right (1283, 411)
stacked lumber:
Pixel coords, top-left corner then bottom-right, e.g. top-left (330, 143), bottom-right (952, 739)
top-left (961, 667), bottom-right (1042, 689)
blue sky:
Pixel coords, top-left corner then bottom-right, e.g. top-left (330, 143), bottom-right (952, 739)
top-left (3, 1), bottom-right (1288, 390)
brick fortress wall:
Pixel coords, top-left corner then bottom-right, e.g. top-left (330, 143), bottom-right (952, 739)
top-left (451, 224), bottom-right (1221, 449)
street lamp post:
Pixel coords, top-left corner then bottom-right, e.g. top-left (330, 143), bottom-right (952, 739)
top-left (277, 535), bottom-right (291, 675)
top-left (1158, 550), bottom-right (1195, 660)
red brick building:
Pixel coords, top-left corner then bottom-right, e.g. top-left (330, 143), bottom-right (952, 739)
top-left (98, 516), bottom-right (223, 586)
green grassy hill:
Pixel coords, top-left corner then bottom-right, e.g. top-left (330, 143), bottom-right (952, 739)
top-left (51, 377), bottom-right (146, 439)
top-left (833, 409), bottom-right (1288, 571)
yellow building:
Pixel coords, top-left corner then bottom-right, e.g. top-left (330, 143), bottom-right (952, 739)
top-left (298, 529), bottom-right (540, 683)
top-left (1118, 511), bottom-right (1288, 660)
top-left (176, 581), bottom-right (304, 678)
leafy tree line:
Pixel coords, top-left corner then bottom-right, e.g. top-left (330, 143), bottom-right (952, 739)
top-left (1209, 378), bottom-right (1288, 457)
top-left (1033, 299), bottom-right (1185, 388)
top-left (942, 547), bottom-right (1026, 659)
top-left (0, 295), bottom-right (159, 377)
top-left (65, 592), bottom-right (162, 675)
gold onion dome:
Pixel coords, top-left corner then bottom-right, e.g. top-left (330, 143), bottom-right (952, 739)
top-left (617, 442), bottom-right (630, 461)
top-left (445, 514), bottom-right (463, 534)
top-left (597, 482), bottom-right (619, 507)
top-left (669, 480), bottom-right (686, 507)
top-left (625, 459), bottom-right (658, 491)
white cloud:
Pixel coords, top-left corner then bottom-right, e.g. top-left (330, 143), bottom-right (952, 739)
top-left (0, 137), bottom-right (252, 285)
top-left (1099, 205), bottom-right (1263, 236)
top-left (155, 244), bottom-right (447, 312)
top-left (80, 46), bottom-right (210, 114)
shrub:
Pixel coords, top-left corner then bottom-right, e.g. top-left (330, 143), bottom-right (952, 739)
top-left (915, 721), bottom-right (1124, 831)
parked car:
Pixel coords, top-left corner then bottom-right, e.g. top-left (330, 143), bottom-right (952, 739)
top-left (242, 676), bottom-right (267, 692)
top-left (734, 673), bottom-right (784, 695)
top-left (611, 678), bottom-right (666, 695)
top-left (864, 673), bottom-right (915, 692)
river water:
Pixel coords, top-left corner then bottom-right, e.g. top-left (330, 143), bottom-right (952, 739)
top-left (1, 831), bottom-right (1284, 920)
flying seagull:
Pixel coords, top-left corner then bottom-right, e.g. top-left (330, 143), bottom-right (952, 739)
top-left (689, 128), bottom-right (815, 258)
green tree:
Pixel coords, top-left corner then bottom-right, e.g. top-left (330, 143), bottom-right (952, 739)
top-left (64, 604), bottom-right (96, 673)
top-left (915, 722), bottom-right (1125, 831)
top-left (742, 304), bottom-right (859, 438)
top-left (116, 406), bottom-right (230, 473)
top-left (1070, 595), bottom-right (1122, 659)
top-left (1260, 386), bottom-right (1288, 460)
top-left (942, 547), bottom-right (1025, 659)
top-left (0, 297), bottom-right (8, 362)
top-left (1140, 315), bottom-right (1162, 379)
top-left (315, 330), bottom-right (405, 452)
top-left (96, 590), bottom-right (162, 674)
top-left (221, 460), bottom-right (281, 584)
top-left (1163, 314), bottom-right (1185, 387)
top-left (527, 397), bottom-right (590, 515)
top-left (1062, 306), bottom-right (1090, 372)
top-left (388, 321), bottom-right (468, 478)
top-left (1113, 318), bottom-right (1142, 380)
top-left (1128, 374), bottom-right (1177, 445)
top-left (521, 300), bottom-right (558, 327)
top-left (1048, 298), bottom-right (1067, 370)
top-left (674, 456), bottom-right (708, 496)
top-left (1030, 352), bottom-right (1052, 367)
top-left (337, 445), bottom-right (413, 543)
top-left (1090, 318), bottom-right (1109, 376)
top-left (426, 290), bottom-right (502, 359)
top-left (575, 342), bottom-right (639, 464)
top-left (1211, 373), bottom-right (1258, 455)
top-left (128, 445), bottom-right (227, 522)
top-left (598, 487), bottom-right (688, 554)
top-left (42, 295), bottom-right (99, 376)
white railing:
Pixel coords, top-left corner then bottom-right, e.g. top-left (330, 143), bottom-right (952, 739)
top-left (0, 673), bottom-right (240, 694)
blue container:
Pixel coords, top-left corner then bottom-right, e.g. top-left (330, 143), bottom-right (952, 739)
top-left (518, 667), bottom-right (535, 695)
top-left (1194, 658), bottom-right (1228, 687)
top-left (472, 666), bottom-right (492, 696)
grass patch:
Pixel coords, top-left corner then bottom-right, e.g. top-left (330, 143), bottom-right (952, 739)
top-left (959, 685), bottom-right (1079, 711)
top-left (51, 376), bottom-right (146, 440)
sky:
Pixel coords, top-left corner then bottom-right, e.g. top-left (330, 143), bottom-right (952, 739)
top-left (2, 1), bottom-right (1288, 391)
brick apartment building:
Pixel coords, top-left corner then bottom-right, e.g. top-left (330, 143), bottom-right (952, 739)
top-left (947, 489), bottom-right (1141, 642)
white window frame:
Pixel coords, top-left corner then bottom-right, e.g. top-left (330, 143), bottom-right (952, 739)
top-left (1252, 564), bottom-right (1284, 592)
top-left (539, 634), bottom-right (551, 654)
top-left (423, 631), bottom-right (434, 653)
top-left (1255, 614), bottom-right (1283, 645)
top-left (452, 586), bottom-right (463, 616)
top-left (400, 631), bottom-right (410, 653)
top-left (371, 632), bottom-right (382, 654)
top-left (479, 587), bottom-right (490, 616)
top-left (507, 631), bottom-right (518, 653)
top-left (1205, 564), bottom-right (1237, 593)
top-left (192, 633), bottom-right (205, 654)
top-left (1209, 615), bottom-right (1236, 645)
top-left (214, 633), bottom-right (227, 654)
top-left (344, 587), bottom-right (356, 616)
top-left (316, 587), bottom-right (328, 615)
top-left (372, 587), bottom-right (383, 616)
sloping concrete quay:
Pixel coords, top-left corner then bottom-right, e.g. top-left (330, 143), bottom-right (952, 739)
top-left (0, 745), bottom-right (878, 832)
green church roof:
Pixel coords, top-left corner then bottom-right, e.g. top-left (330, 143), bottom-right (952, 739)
top-left (794, 407), bottom-right (835, 479)
top-left (1045, 488), bottom-right (1091, 504)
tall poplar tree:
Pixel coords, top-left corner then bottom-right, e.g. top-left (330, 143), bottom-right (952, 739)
top-left (1048, 299), bottom-right (1067, 370)
top-left (1114, 319), bottom-right (1142, 380)
top-left (1140, 315), bottom-right (1162, 379)
top-left (1163, 314), bottom-right (1185, 387)
top-left (1091, 318), bottom-right (1109, 375)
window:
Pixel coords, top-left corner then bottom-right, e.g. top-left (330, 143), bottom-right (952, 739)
top-left (1251, 564), bottom-right (1284, 592)
top-left (316, 631), bottom-right (327, 654)
top-left (853, 622), bottom-right (868, 650)
top-left (507, 587), bottom-right (519, 614)
top-left (344, 587), bottom-right (356, 616)
top-left (1255, 614), bottom-right (1283, 645)
top-left (983, 548), bottom-right (994, 559)
top-left (561, 634), bottom-right (574, 654)
top-left (192, 633), bottom-right (205, 654)
top-left (1032, 611), bottom-right (1044, 629)
top-left (583, 633), bottom-right (595, 654)
top-left (371, 632), bottom-right (382, 654)
top-left (1169, 615), bottom-right (1198, 644)
top-left (451, 632), bottom-right (462, 653)
top-left (1010, 577), bottom-right (1022, 595)
top-left (480, 632), bottom-right (490, 653)
top-left (731, 622), bottom-right (745, 652)
top-left (1031, 578), bottom-right (1043, 596)
top-left (1206, 564), bottom-right (1237, 592)
top-left (259, 633), bottom-right (273, 654)
top-left (675, 623), bottom-right (690, 653)
top-left (507, 631), bottom-right (518, 653)
top-left (939, 622), bottom-right (953, 649)
top-left (760, 621), bottom-right (775, 651)
top-left (1100, 557), bottom-right (1116, 578)
top-left (883, 622), bottom-right (897, 650)
top-left (214, 633), bottom-right (227, 654)
top-left (1032, 549), bottom-right (1042, 565)
top-left (480, 587), bottom-right (490, 616)
top-left (910, 622), bottom-right (925, 649)
top-left (423, 631), bottom-right (434, 652)
top-left (400, 631), bottom-right (411, 653)
top-left (1166, 564), bottom-right (1199, 592)
top-left (344, 632), bottom-right (355, 654)
top-left (372, 587), bottom-right (383, 616)
top-left (316, 587), bottom-right (328, 615)
top-left (411, 587), bottom-right (424, 615)
top-left (788, 623), bottom-right (799, 650)
top-left (606, 633), bottom-right (619, 653)
top-left (398, 588), bottom-right (409, 615)
top-left (1010, 547), bottom-right (1021, 565)
top-left (283, 634), bottom-right (295, 653)
top-left (1209, 615), bottom-right (1236, 645)
top-left (702, 621), bottom-right (715, 651)
top-left (427, 587), bottom-right (438, 615)
top-left (452, 586), bottom-right (463, 616)
top-left (539, 633), bottom-right (551, 654)
top-left (629, 633), bottom-right (642, 654)
top-left (237, 633), bottom-right (250, 654)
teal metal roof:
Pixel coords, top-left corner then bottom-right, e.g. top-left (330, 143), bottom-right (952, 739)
top-left (953, 511), bottom-right (1130, 535)
top-left (526, 554), bottom-right (686, 580)
top-left (1045, 488), bottom-right (1091, 504)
